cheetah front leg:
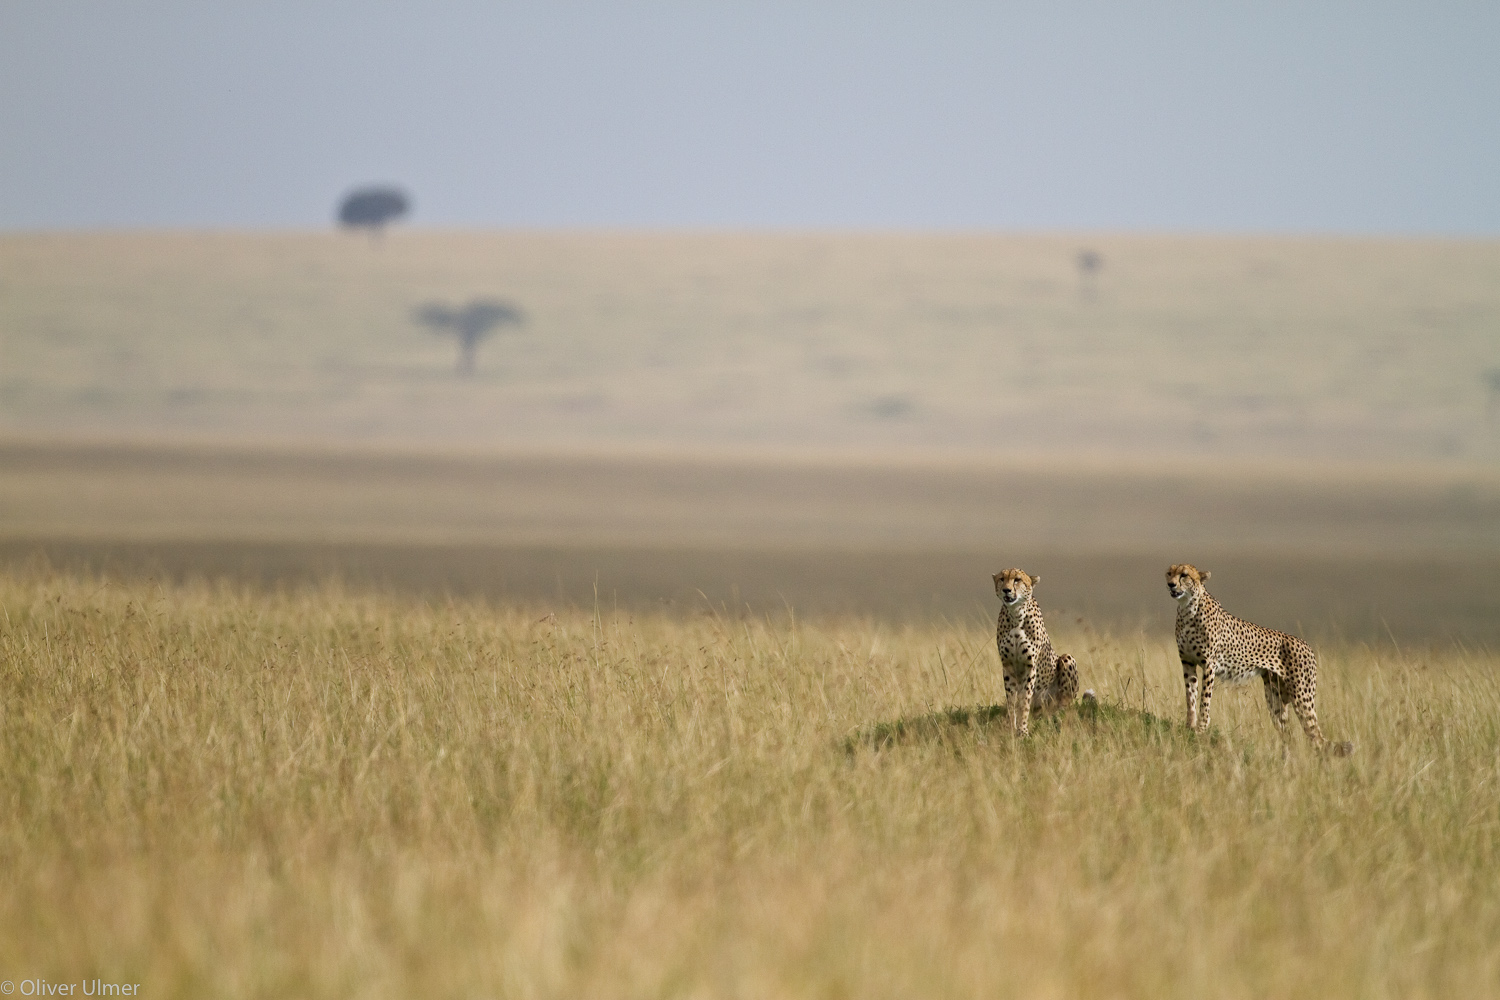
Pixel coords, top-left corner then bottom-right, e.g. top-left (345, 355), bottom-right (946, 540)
top-left (1196, 663), bottom-right (1217, 734)
top-left (1017, 660), bottom-right (1038, 736)
top-left (1182, 659), bottom-right (1201, 730)
top-left (1005, 644), bottom-right (1039, 737)
top-left (1003, 668), bottom-right (1023, 733)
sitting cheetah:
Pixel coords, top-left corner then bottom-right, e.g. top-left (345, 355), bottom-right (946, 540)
top-left (1167, 564), bottom-right (1352, 754)
top-left (993, 568), bottom-right (1080, 736)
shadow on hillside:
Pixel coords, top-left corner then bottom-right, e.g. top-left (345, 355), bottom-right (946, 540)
top-left (845, 697), bottom-right (1208, 754)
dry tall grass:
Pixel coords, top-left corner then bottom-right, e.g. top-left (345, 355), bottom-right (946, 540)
top-left (2, 569), bottom-right (1497, 999)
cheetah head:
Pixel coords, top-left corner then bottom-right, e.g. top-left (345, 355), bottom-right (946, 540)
top-left (993, 568), bottom-right (1039, 607)
top-left (1166, 563), bottom-right (1210, 602)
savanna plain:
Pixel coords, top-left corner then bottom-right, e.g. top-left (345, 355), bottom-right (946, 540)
top-left (3, 232), bottom-right (1500, 998)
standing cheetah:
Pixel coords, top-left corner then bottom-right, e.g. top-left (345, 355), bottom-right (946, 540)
top-left (1167, 564), bottom-right (1352, 754)
top-left (993, 568), bottom-right (1080, 736)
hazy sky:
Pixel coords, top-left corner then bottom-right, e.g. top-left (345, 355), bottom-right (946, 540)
top-left (2, 2), bottom-right (1496, 233)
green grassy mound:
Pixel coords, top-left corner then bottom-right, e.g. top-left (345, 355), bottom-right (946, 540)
top-left (846, 696), bottom-right (1199, 754)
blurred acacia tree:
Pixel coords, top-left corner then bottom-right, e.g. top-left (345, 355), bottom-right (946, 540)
top-left (414, 300), bottom-right (525, 376)
top-left (337, 186), bottom-right (410, 239)
top-left (1076, 248), bottom-right (1103, 301)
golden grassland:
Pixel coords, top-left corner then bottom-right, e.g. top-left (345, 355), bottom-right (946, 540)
top-left (3, 231), bottom-right (1500, 460)
top-left (3, 569), bottom-right (1498, 999)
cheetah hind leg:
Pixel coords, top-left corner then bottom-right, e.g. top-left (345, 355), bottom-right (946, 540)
top-left (1053, 653), bottom-right (1080, 710)
top-left (1261, 672), bottom-right (1290, 737)
top-left (1289, 665), bottom-right (1355, 757)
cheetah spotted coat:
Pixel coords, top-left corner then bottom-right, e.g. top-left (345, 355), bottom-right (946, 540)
top-left (993, 568), bottom-right (1079, 737)
top-left (1167, 563), bottom-right (1351, 754)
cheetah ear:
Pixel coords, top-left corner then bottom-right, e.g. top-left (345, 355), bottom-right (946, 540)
top-left (1200, 570), bottom-right (1211, 582)
top-left (992, 572), bottom-right (1002, 585)
top-left (1030, 574), bottom-right (1041, 586)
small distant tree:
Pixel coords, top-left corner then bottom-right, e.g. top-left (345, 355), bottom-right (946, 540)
top-left (337, 186), bottom-right (410, 240)
top-left (414, 299), bottom-right (525, 375)
top-left (1076, 248), bottom-right (1103, 301)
